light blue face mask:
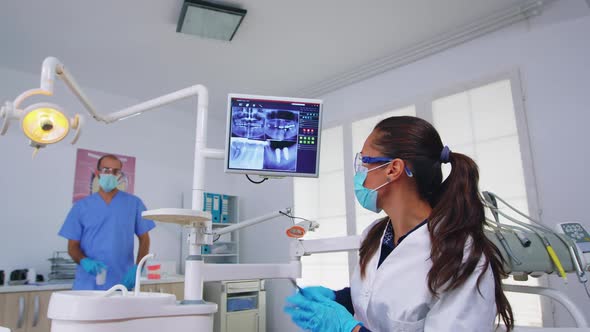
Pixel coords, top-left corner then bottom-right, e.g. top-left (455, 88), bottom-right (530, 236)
top-left (354, 163), bottom-right (392, 213)
top-left (98, 174), bottom-right (119, 193)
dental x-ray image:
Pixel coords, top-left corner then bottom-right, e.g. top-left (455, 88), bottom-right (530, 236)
top-left (263, 140), bottom-right (297, 171)
top-left (231, 107), bottom-right (299, 141)
top-left (265, 110), bottom-right (298, 141)
top-left (228, 137), bottom-right (269, 170)
top-left (231, 107), bottom-right (266, 139)
top-left (229, 107), bottom-right (301, 171)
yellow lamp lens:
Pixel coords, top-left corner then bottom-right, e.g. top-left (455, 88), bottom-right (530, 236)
top-left (22, 106), bottom-right (70, 144)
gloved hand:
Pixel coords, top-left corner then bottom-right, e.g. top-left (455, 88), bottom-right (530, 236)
top-left (122, 265), bottom-right (138, 290)
top-left (284, 291), bottom-right (361, 332)
top-left (80, 258), bottom-right (107, 276)
top-left (300, 286), bottom-right (335, 301)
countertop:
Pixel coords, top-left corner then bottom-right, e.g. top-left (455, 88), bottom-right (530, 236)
top-left (0, 275), bottom-right (185, 294)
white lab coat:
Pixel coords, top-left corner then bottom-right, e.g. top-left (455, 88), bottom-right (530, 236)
top-left (350, 220), bottom-right (497, 332)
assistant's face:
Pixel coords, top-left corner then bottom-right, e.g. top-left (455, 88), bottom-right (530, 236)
top-left (360, 132), bottom-right (390, 190)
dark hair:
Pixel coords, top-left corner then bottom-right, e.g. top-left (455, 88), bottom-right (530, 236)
top-left (358, 116), bottom-right (513, 330)
top-left (97, 154), bottom-right (122, 170)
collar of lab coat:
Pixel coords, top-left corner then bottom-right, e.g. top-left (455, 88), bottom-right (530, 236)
top-left (387, 219), bottom-right (429, 249)
top-left (373, 219), bottom-right (429, 271)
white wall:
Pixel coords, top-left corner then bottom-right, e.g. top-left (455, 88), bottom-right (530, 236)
top-left (317, 1), bottom-right (590, 327)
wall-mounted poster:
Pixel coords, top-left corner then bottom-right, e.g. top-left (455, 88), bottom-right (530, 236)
top-left (72, 148), bottom-right (136, 203)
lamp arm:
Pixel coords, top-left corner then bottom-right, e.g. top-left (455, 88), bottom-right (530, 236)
top-left (14, 57), bottom-right (64, 109)
top-left (55, 64), bottom-right (106, 122)
top-left (102, 85), bottom-right (208, 123)
top-left (13, 89), bottom-right (52, 110)
top-left (212, 210), bottom-right (288, 236)
top-left (11, 57), bottom-right (104, 122)
top-left (34, 57), bottom-right (210, 126)
top-left (291, 235), bottom-right (362, 257)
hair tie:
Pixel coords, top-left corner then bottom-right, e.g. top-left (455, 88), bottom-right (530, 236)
top-left (440, 146), bottom-right (451, 164)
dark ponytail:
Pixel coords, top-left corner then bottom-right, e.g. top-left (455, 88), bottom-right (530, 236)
top-left (358, 116), bottom-right (514, 330)
top-left (430, 152), bottom-right (514, 329)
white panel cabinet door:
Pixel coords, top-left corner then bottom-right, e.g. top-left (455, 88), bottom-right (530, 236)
top-left (226, 310), bottom-right (258, 332)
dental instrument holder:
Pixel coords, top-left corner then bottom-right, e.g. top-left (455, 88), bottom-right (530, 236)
top-left (483, 191), bottom-right (588, 280)
top-left (483, 194), bottom-right (532, 248)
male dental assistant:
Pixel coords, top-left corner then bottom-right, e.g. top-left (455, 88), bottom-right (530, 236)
top-left (59, 154), bottom-right (155, 290)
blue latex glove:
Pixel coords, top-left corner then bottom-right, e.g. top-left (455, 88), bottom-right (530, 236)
top-left (285, 292), bottom-right (361, 332)
top-left (80, 258), bottom-right (107, 276)
top-left (122, 265), bottom-right (138, 290)
top-left (300, 286), bottom-right (335, 300)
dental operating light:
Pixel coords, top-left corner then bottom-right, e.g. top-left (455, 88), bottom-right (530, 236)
top-left (21, 103), bottom-right (70, 145)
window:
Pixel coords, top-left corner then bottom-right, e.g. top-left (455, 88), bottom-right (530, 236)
top-left (351, 106), bottom-right (416, 234)
top-left (293, 126), bottom-right (349, 289)
top-left (432, 79), bottom-right (542, 327)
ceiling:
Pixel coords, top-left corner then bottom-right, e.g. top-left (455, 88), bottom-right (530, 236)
top-left (0, 0), bottom-right (530, 118)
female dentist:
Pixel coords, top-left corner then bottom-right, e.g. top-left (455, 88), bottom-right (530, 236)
top-left (285, 116), bottom-right (514, 332)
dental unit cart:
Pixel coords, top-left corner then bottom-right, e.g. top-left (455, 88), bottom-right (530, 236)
top-left (203, 280), bottom-right (266, 332)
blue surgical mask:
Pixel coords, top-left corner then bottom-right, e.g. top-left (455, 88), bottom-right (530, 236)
top-left (98, 174), bottom-right (119, 192)
top-left (354, 163), bottom-right (392, 213)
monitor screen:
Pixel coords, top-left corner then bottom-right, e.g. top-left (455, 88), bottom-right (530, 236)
top-left (225, 94), bottom-right (323, 178)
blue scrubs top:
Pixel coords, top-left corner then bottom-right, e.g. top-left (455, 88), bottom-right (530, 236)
top-left (59, 192), bottom-right (156, 290)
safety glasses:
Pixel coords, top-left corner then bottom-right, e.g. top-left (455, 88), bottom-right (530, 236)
top-left (354, 152), bottom-right (392, 173)
top-left (353, 152), bottom-right (413, 177)
top-left (98, 167), bottom-right (122, 176)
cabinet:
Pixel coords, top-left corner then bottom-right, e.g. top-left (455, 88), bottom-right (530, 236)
top-left (181, 194), bottom-right (240, 268)
top-left (203, 194), bottom-right (239, 264)
top-left (204, 280), bottom-right (266, 332)
top-left (0, 290), bottom-right (52, 332)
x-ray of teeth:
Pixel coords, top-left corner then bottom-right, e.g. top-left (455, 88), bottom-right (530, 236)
top-left (263, 141), bottom-right (297, 171)
top-left (231, 107), bottom-right (266, 139)
top-left (265, 110), bottom-right (299, 141)
top-left (228, 137), bottom-right (269, 170)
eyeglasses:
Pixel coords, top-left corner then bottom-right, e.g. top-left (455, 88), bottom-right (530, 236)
top-left (98, 167), bottom-right (122, 176)
top-left (354, 152), bottom-right (392, 173)
top-left (353, 152), bottom-right (413, 177)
